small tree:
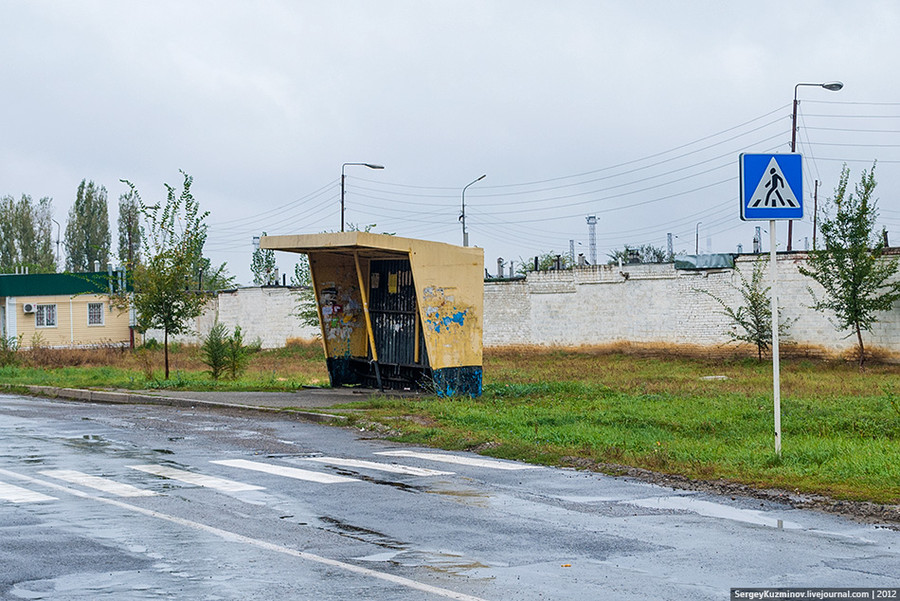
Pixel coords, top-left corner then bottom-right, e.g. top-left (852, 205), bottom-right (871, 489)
top-left (251, 232), bottom-right (277, 286)
top-left (121, 171), bottom-right (213, 379)
top-left (291, 257), bottom-right (320, 329)
top-left (226, 325), bottom-right (249, 379)
top-left (702, 258), bottom-right (791, 361)
top-left (201, 322), bottom-right (229, 380)
top-left (799, 164), bottom-right (900, 368)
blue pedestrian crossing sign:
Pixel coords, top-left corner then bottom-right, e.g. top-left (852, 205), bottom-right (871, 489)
top-left (740, 153), bottom-right (803, 221)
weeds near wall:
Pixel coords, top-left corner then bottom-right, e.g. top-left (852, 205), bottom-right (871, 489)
top-left (22, 339), bottom-right (129, 369)
top-left (134, 348), bottom-right (155, 380)
top-left (0, 335), bottom-right (21, 367)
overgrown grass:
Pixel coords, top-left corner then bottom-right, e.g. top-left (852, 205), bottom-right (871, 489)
top-left (342, 350), bottom-right (900, 504)
top-left (2, 343), bottom-right (899, 503)
top-left (0, 339), bottom-right (330, 391)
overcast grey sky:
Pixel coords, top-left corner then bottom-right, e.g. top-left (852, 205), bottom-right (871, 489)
top-left (3, 1), bottom-right (899, 283)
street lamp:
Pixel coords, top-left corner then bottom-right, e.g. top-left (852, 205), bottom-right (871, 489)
top-left (787, 81), bottom-right (843, 250)
top-left (51, 218), bottom-right (61, 266)
top-left (461, 174), bottom-right (486, 247)
top-left (341, 162), bottom-right (384, 232)
top-left (695, 221), bottom-right (702, 255)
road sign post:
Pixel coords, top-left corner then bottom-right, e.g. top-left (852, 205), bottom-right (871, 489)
top-left (769, 220), bottom-right (781, 456)
top-left (740, 153), bottom-right (803, 457)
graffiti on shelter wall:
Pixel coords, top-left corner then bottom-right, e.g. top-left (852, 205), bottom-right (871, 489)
top-left (422, 286), bottom-right (469, 335)
top-left (319, 282), bottom-right (360, 353)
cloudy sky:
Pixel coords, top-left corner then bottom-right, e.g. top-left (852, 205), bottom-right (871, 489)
top-left (3, 1), bottom-right (899, 283)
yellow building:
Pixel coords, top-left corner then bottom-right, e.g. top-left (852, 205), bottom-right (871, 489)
top-left (261, 232), bottom-right (484, 396)
top-left (0, 272), bottom-right (135, 349)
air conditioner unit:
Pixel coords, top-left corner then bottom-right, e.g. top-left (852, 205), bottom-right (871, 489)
top-left (23, 303), bottom-right (35, 314)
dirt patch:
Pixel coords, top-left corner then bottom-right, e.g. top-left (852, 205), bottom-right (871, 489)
top-left (561, 456), bottom-right (900, 528)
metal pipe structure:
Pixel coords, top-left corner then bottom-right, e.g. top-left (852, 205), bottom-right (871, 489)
top-left (461, 174), bottom-right (486, 247)
top-left (341, 163), bottom-right (384, 232)
top-left (787, 81), bottom-right (843, 250)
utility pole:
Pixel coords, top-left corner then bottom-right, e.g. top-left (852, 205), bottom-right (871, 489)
top-left (812, 180), bottom-right (820, 251)
top-left (51, 218), bottom-right (61, 267)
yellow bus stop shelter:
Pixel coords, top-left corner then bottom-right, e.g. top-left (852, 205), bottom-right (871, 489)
top-left (261, 232), bottom-right (484, 396)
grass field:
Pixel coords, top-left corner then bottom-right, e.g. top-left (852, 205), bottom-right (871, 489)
top-left (0, 340), bottom-right (330, 391)
top-left (341, 349), bottom-right (900, 503)
top-left (2, 342), bottom-right (898, 503)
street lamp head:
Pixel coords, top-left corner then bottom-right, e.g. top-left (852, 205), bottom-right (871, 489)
top-left (364, 163), bottom-right (385, 170)
top-left (822, 81), bottom-right (843, 91)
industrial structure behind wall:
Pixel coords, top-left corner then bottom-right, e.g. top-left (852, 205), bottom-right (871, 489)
top-left (261, 232), bottom-right (484, 396)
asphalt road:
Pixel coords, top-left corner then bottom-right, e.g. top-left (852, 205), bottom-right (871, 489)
top-left (1, 393), bottom-right (899, 600)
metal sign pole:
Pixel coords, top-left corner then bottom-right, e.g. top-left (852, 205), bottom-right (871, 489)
top-left (769, 219), bottom-right (781, 456)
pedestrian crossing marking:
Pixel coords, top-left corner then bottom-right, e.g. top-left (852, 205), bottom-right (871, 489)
top-left (0, 480), bottom-right (57, 503)
top-left (299, 456), bottom-right (454, 477)
top-left (374, 450), bottom-right (542, 471)
top-left (740, 153), bottom-right (803, 221)
top-left (39, 469), bottom-right (157, 497)
top-left (748, 157), bottom-right (800, 208)
top-left (0, 468), bottom-right (490, 601)
top-left (128, 464), bottom-right (265, 492)
top-left (211, 459), bottom-right (359, 484)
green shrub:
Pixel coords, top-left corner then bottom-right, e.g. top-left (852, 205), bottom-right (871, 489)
top-left (0, 335), bottom-right (21, 367)
top-left (226, 325), bottom-right (249, 380)
top-left (140, 338), bottom-right (161, 351)
top-left (200, 322), bottom-right (229, 380)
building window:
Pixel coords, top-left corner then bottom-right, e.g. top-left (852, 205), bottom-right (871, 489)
top-left (35, 304), bottom-right (57, 328)
top-left (88, 302), bottom-right (105, 326)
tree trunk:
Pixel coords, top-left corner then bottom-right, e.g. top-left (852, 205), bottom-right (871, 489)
top-left (855, 323), bottom-right (866, 370)
top-left (164, 328), bottom-right (170, 380)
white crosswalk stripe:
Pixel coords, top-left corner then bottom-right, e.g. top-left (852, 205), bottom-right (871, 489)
top-left (211, 459), bottom-right (359, 484)
top-left (374, 450), bottom-right (542, 471)
top-left (298, 456), bottom-right (454, 477)
top-left (129, 465), bottom-right (265, 492)
top-left (39, 469), bottom-right (157, 497)
top-left (0, 480), bottom-right (57, 503)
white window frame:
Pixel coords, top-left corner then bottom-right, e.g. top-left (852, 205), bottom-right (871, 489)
top-left (87, 302), bottom-right (105, 326)
top-left (35, 304), bottom-right (57, 328)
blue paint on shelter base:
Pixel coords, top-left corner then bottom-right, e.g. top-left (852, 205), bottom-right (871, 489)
top-left (326, 357), bottom-right (482, 397)
top-left (432, 366), bottom-right (483, 398)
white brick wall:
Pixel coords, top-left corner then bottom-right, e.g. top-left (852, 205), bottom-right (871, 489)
top-left (146, 286), bottom-right (319, 348)
top-left (147, 255), bottom-right (900, 360)
top-left (485, 254), bottom-right (900, 360)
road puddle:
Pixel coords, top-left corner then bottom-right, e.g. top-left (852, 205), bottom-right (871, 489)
top-left (353, 549), bottom-right (493, 578)
top-left (425, 482), bottom-right (492, 508)
top-left (318, 516), bottom-right (409, 549)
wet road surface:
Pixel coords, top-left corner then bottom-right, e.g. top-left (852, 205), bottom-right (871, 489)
top-left (1, 393), bottom-right (898, 600)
